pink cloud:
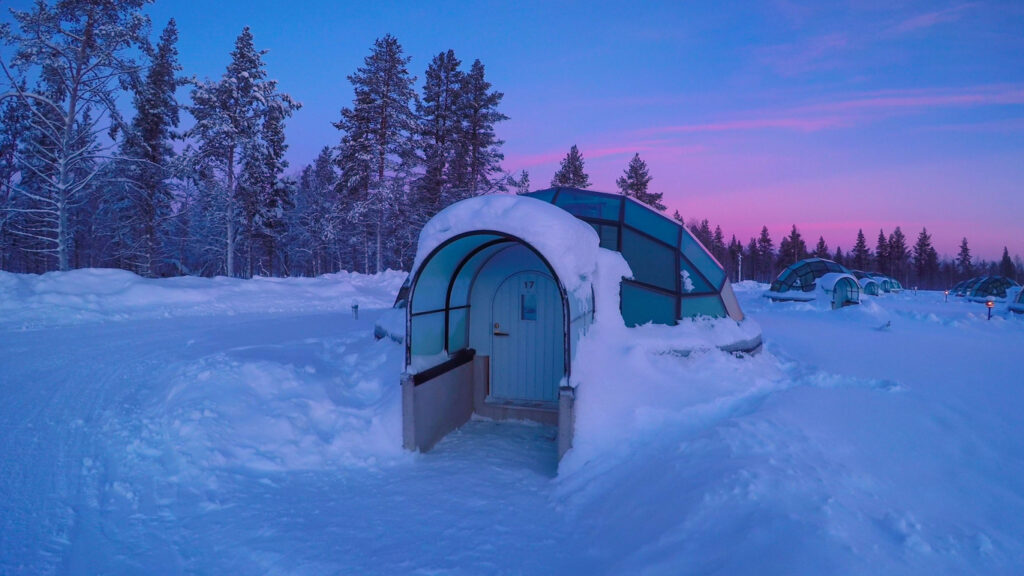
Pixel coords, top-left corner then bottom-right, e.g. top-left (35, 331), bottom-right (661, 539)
top-left (640, 116), bottom-right (848, 135)
top-left (630, 85), bottom-right (1024, 139)
top-left (889, 3), bottom-right (976, 35)
top-left (807, 86), bottom-right (1024, 113)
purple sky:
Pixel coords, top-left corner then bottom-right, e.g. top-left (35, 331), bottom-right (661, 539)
top-left (11, 1), bottom-right (1024, 260)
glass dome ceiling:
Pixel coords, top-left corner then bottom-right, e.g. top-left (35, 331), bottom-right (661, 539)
top-left (524, 188), bottom-right (742, 326)
top-left (770, 258), bottom-right (852, 293)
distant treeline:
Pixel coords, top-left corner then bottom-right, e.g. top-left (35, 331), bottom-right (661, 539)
top-left (0, 2), bottom-right (1017, 291)
top-left (682, 220), bottom-right (1022, 291)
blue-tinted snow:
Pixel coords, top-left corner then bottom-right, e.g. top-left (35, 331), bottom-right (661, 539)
top-left (0, 270), bottom-right (1022, 574)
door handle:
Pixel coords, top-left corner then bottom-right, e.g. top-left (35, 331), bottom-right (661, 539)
top-left (493, 331), bottom-right (509, 336)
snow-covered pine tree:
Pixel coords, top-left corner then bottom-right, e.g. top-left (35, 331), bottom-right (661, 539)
top-left (0, 81), bottom-right (30, 271)
top-left (728, 235), bottom-right (743, 281)
top-left (449, 59), bottom-right (508, 200)
top-left (0, 0), bottom-right (150, 271)
top-left (745, 237), bottom-right (760, 282)
top-left (912, 228), bottom-right (939, 288)
top-left (757, 226), bottom-right (775, 282)
top-left (550, 145), bottom-right (590, 188)
top-left (241, 95), bottom-right (299, 277)
top-left (888, 227), bottom-right (908, 282)
top-left (188, 27), bottom-right (299, 278)
top-left (956, 237), bottom-right (973, 279)
top-left (416, 50), bottom-right (463, 218)
top-left (690, 218), bottom-right (713, 248)
top-left (812, 236), bottom-right (829, 259)
top-left (852, 229), bottom-right (871, 270)
top-left (295, 147), bottom-right (341, 275)
top-left (711, 225), bottom-right (727, 263)
top-left (334, 34), bottom-right (418, 274)
top-left (777, 225), bottom-right (807, 270)
top-left (999, 247), bottom-right (1014, 279)
top-left (104, 19), bottom-right (182, 276)
top-left (833, 246), bottom-right (846, 266)
top-left (616, 153), bottom-right (663, 210)
top-left (510, 170), bottom-right (531, 195)
top-left (875, 229), bottom-right (890, 275)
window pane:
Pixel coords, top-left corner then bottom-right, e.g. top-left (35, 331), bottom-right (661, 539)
top-left (411, 311), bottom-right (444, 357)
top-left (679, 231), bottom-right (726, 289)
top-left (521, 293), bottom-right (537, 320)
top-left (679, 258), bottom-right (715, 294)
top-left (624, 200), bottom-right (679, 246)
top-left (598, 224), bottom-right (619, 250)
top-left (621, 228), bottom-right (677, 291)
top-left (621, 281), bottom-right (677, 326)
top-left (449, 241), bottom-right (508, 307)
top-left (555, 189), bottom-right (622, 220)
top-left (447, 308), bottom-right (468, 351)
top-left (412, 234), bottom-right (500, 313)
top-left (680, 294), bottom-right (726, 318)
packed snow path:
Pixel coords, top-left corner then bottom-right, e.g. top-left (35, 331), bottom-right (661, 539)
top-left (1, 270), bottom-right (1023, 574)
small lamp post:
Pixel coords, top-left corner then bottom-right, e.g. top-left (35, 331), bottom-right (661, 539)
top-left (944, 290), bottom-right (949, 303)
top-left (352, 302), bottom-right (359, 320)
top-left (986, 299), bottom-right (994, 320)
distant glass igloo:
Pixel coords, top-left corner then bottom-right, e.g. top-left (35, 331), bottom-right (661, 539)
top-left (850, 270), bottom-right (881, 296)
top-left (960, 276), bottom-right (1020, 303)
top-left (1009, 286), bottom-right (1024, 314)
top-left (766, 258), bottom-right (860, 309)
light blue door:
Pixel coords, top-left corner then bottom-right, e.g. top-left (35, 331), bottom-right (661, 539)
top-left (490, 271), bottom-right (563, 406)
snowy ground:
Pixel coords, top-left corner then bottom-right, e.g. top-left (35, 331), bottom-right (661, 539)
top-left (1, 270), bottom-right (1023, 575)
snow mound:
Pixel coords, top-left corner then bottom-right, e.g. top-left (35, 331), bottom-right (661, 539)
top-left (413, 194), bottom-right (601, 298)
top-left (0, 268), bottom-right (407, 327)
top-left (149, 333), bottom-right (405, 473)
top-left (565, 249), bottom-right (766, 471)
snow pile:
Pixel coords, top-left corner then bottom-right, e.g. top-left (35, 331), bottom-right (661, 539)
top-left (151, 334), bottom-right (405, 473)
top-left (0, 268), bottom-right (406, 328)
top-left (565, 249), bottom-right (768, 471)
top-left (413, 195), bottom-right (601, 298)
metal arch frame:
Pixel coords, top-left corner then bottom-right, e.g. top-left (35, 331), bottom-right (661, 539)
top-left (405, 230), bottom-right (576, 384)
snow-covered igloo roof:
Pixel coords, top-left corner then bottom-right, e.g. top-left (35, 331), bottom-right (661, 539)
top-left (412, 195), bottom-right (600, 301)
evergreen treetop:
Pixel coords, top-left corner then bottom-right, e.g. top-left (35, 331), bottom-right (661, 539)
top-left (616, 153), bottom-right (663, 211)
top-left (551, 144), bottom-right (590, 188)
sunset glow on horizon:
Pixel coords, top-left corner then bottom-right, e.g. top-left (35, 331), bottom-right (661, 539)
top-left (104, 0), bottom-right (1024, 259)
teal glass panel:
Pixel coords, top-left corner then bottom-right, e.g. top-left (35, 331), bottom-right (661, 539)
top-left (448, 241), bottom-right (508, 307)
top-left (411, 311), bottom-right (444, 356)
top-left (447, 308), bottom-right (468, 351)
top-left (621, 228), bottom-right (677, 291)
top-left (679, 231), bottom-right (726, 288)
top-left (623, 200), bottom-right (679, 246)
top-left (679, 257), bottom-right (716, 294)
top-left (525, 189), bottom-right (555, 203)
top-left (554, 189), bottom-right (622, 220)
top-left (680, 294), bottom-right (726, 318)
top-left (621, 281), bottom-right (677, 327)
top-left (412, 234), bottom-right (498, 313)
top-left (596, 224), bottom-right (618, 250)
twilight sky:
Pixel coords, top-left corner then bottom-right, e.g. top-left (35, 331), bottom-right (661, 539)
top-left (14, 1), bottom-right (1024, 259)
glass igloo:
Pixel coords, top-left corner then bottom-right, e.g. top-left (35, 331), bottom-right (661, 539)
top-left (767, 258), bottom-right (860, 308)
